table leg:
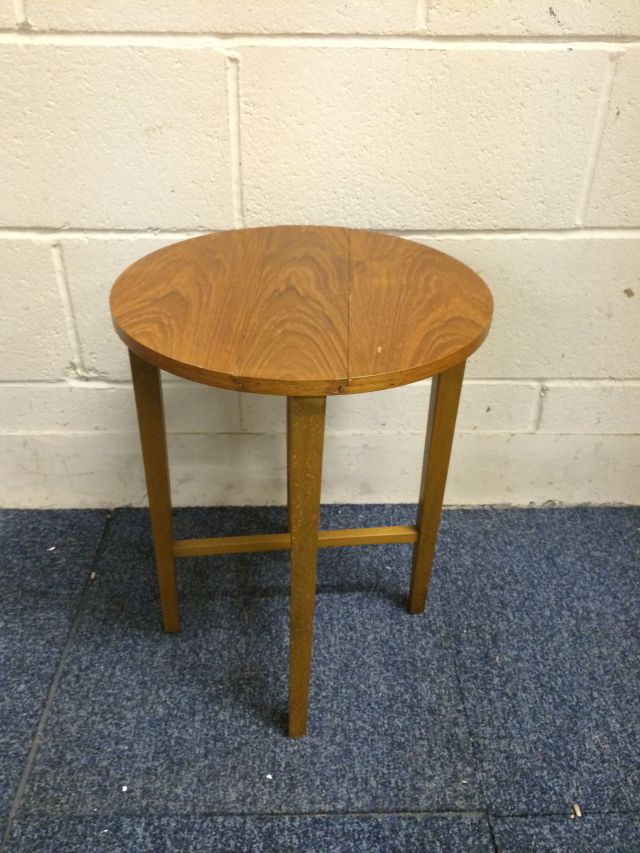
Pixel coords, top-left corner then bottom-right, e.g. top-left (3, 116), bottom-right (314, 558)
top-left (286, 397), bottom-right (293, 534)
top-left (129, 350), bottom-right (180, 633)
top-left (287, 396), bottom-right (326, 737)
top-left (408, 361), bottom-right (466, 615)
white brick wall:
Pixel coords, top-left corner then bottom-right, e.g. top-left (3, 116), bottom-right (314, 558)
top-left (585, 49), bottom-right (640, 225)
top-left (0, 2), bottom-right (13, 28)
top-left (426, 2), bottom-right (640, 36)
top-left (1, 2), bottom-right (639, 507)
top-left (0, 46), bottom-right (233, 229)
top-left (240, 48), bottom-right (606, 229)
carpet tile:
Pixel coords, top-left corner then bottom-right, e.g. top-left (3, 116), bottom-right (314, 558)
top-left (6, 813), bottom-right (494, 852)
top-left (0, 510), bottom-right (107, 828)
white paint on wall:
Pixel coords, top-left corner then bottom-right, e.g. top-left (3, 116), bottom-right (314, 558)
top-left (585, 49), bottom-right (640, 225)
top-left (0, 5), bottom-right (638, 507)
top-left (239, 48), bottom-right (607, 230)
top-left (1, 433), bottom-right (638, 508)
top-left (0, 45), bottom-right (233, 230)
top-left (24, 1), bottom-right (418, 35)
top-left (426, 1), bottom-right (640, 37)
top-left (0, 242), bottom-right (70, 380)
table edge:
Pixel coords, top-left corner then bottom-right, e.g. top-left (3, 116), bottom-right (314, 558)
top-left (112, 315), bottom-right (491, 396)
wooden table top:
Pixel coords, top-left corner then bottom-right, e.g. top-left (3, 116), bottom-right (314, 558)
top-left (110, 226), bottom-right (492, 396)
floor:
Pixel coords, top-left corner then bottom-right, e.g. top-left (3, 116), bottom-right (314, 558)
top-left (0, 505), bottom-right (638, 853)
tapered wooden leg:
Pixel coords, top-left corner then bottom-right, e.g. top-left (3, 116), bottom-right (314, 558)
top-left (129, 350), bottom-right (180, 633)
top-left (408, 361), bottom-right (466, 615)
top-left (287, 396), bottom-right (326, 738)
top-left (286, 397), bottom-right (293, 533)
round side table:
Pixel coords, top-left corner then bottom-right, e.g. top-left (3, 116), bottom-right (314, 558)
top-left (110, 225), bottom-right (493, 738)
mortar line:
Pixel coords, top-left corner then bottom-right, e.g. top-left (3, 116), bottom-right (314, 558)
top-left (541, 378), bottom-right (640, 387)
top-left (7, 428), bottom-right (636, 438)
top-left (2, 226), bottom-right (640, 241)
top-left (11, 0), bottom-right (26, 27)
top-left (386, 227), bottom-right (640, 239)
top-left (575, 53), bottom-right (620, 225)
top-left (0, 514), bottom-right (113, 852)
top-left (50, 243), bottom-right (86, 376)
top-left (416, 0), bottom-right (429, 33)
top-left (1, 377), bottom-right (639, 389)
top-left (0, 30), bottom-right (638, 49)
top-left (236, 392), bottom-right (245, 432)
top-left (225, 52), bottom-right (245, 228)
top-left (533, 383), bottom-right (547, 431)
top-left (345, 230), bottom-right (351, 394)
top-left (4, 430), bottom-right (640, 439)
top-left (0, 227), bottom-right (212, 240)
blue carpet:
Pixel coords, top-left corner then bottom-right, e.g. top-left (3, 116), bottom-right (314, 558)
top-left (494, 815), bottom-right (640, 852)
top-left (6, 814), bottom-right (494, 852)
top-left (0, 510), bottom-right (107, 830)
top-left (10, 507), bottom-right (479, 815)
top-left (1, 505), bottom-right (638, 852)
top-left (439, 507), bottom-right (640, 816)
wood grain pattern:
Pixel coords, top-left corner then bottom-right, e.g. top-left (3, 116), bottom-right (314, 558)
top-left (287, 395), bottom-right (326, 738)
top-left (236, 227), bottom-right (348, 391)
top-left (129, 351), bottom-right (180, 633)
top-left (348, 230), bottom-right (493, 392)
top-left (172, 524), bottom-right (418, 557)
top-left (408, 360), bottom-right (466, 615)
top-left (111, 226), bottom-right (492, 396)
top-left (112, 229), bottom-right (272, 389)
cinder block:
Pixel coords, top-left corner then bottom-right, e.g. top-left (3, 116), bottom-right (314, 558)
top-left (539, 382), bottom-right (640, 434)
top-left (240, 48), bottom-right (606, 229)
top-left (240, 382), bottom-right (539, 434)
top-left (61, 237), bottom-right (178, 379)
top-left (26, 1), bottom-right (416, 33)
top-left (418, 237), bottom-right (640, 379)
top-left (0, 46), bottom-right (232, 229)
top-left (326, 385), bottom-right (430, 434)
top-left (427, 1), bottom-right (640, 36)
top-left (0, 241), bottom-right (70, 380)
top-left (2, 433), bottom-right (639, 507)
top-left (323, 433), bottom-right (640, 504)
top-left (0, 2), bottom-right (15, 27)
top-left (330, 381), bottom-right (539, 433)
top-left (445, 434), bottom-right (640, 504)
top-left (586, 50), bottom-right (640, 225)
top-left (0, 432), bottom-right (147, 507)
top-left (0, 382), bottom-right (241, 434)
top-left (459, 382), bottom-right (539, 432)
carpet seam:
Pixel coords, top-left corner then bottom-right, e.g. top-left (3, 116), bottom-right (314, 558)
top-left (446, 588), bottom-right (498, 852)
top-left (491, 808), bottom-right (640, 819)
top-left (15, 808), bottom-right (637, 820)
top-left (0, 512), bottom-right (113, 852)
top-left (11, 808), bottom-right (639, 821)
top-left (13, 809), bottom-right (489, 820)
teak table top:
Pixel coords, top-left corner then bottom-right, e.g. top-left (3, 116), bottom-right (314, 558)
top-left (110, 225), bottom-right (493, 396)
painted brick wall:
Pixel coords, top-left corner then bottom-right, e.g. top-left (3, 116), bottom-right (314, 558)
top-left (1, 1), bottom-right (639, 507)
